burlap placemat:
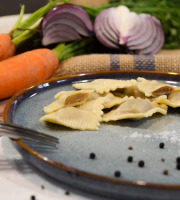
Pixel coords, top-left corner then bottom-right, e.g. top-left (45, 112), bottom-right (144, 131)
top-left (53, 50), bottom-right (180, 77)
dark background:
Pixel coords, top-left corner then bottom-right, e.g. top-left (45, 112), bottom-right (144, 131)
top-left (0, 0), bottom-right (109, 16)
top-left (0, 0), bottom-right (48, 16)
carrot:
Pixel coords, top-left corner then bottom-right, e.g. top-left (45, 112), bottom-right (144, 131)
top-left (0, 1), bottom-right (57, 61)
top-left (0, 34), bottom-right (15, 61)
top-left (0, 36), bottom-right (93, 100)
top-left (0, 48), bottom-right (59, 100)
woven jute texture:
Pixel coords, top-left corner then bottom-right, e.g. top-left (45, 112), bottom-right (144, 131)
top-left (53, 50), bottom-right (180, 78)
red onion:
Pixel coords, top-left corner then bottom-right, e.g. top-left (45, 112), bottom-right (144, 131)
top-left (94, 8), bottom-right (119, 49)
top-left (40, 4), bottom-right (93, 46)
top-left (138, 17), bottom-right (164, 54)
top-left (94, 5), bottom-right (164, 54)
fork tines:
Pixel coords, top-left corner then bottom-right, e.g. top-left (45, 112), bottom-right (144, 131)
top-left (0, 122), bottom-right (59, 146)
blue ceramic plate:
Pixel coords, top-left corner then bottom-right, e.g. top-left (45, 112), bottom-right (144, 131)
top-left (4, 71), bottom-right (180, 200)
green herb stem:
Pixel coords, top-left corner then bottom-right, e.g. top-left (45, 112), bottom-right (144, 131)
top-left (52, 37), bottom-right (95, 62)
top-left (11, 1), bottom-right (57, 40)
top-left (10, 4), bottom-right (25, 31)
top-left (12, 24), bottom-right (39, 49)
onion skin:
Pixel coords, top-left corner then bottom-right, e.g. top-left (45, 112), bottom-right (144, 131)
top-left (127, 14), bottom-right (157, 50)
top-left (43, 13), bottom-right (91, 37)
top-left (40, 4), bottom-right (93, 46)
top-left (94, 8), bottom-right (120, 49)
top-left (138, 17), bottom-right (165, 55)
top-left (94, 5), bottom-right (165, 55)
top-left (42, 23), bottom-right (82, 45)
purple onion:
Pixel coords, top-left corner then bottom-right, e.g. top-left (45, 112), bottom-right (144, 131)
top-left (40, 4), bottom-right (93, 46)
top-left (138, 17), bottom-right (165, 54)
top-left (94, 5), bottom-right (165, 55)
top-left (94, 8), bottom-right (120, 49)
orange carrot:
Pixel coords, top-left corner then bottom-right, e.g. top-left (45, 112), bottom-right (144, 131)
top-left (0, 2), bottom-right (58, 62)
top-left (0, 48), bottom-right (58, 100)
top-left (0, 38), bottom-right (92, 100)
top-left (0, 34), bottom-right (15, 61)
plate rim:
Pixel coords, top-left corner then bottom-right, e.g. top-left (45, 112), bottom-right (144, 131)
top-left (3, 70), bottom-right (180, 190)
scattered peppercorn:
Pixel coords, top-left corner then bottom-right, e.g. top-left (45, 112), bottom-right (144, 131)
top-left (138, 160), bottom-right (145, 167)
top-left (161, 158), bottom-right (165, 162)
top-left (75, 172), bottom-right (80, 176)
top-left (127, 156), bottom-right (133, 163)
top-left (31, 195), bottom-right (36, 200)
top-left (176, 157), bottom-right (180, 163)
top-left (67, 170), bottom-right (72, 175)
top-left (114, 170), bottom-right (121, 177)
top-left (65, 191), bottom-right (70, 195)
top-left (163, 169), bottom-right (168, 175)
top-left (176, 163), bottom-right (180, 170)
top-left (159, 142), bottom-right (165, 149)
top-left (128, 146), bottom-right (133, 150)
top-left (89, 152), bottom-right (96, 159)
top-left (41, 185), bottom-right (45, 190)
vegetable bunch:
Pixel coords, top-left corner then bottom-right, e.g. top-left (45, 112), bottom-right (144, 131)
top-left (0, 1), bottom-right (94, 100)
top-left (38, 0), bottom-right (180, 52)
top-left (38, 3), bottom-right (165, 54)
top-left (0, 0), bottom-right (179, 100)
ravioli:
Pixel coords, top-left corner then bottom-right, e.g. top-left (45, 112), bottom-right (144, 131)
top-left (103, 93), bottom-right (130, 109)
top-left (40, 77), bottom-right (178, 131)
top-left (40, 107), bottom-right (101, 130)
top-left (77, 93), bottom-right (111, 117)
top-left (137, 77), bottom-right (175, 97)
top-left (155, 88), bottom-right (180, 108)
top-left (44, 100), bottom-right (62, 114)
top-left (102, 98), bottom-right (168, 122)
top-left (44, 90), bottom-right (93, 114)
top-left (73, 79), bottom-right (137, 94)
top-left (87, 92), bottom-right (104, 101)
top-left (168, 88), bottom-right (180, 103)
top-left (112, 86), bottom-right (145, 99)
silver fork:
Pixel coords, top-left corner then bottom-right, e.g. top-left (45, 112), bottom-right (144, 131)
top-left (0, 122), bottom-right (59, 147)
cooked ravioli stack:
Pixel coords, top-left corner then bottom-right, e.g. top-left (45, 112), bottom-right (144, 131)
top-left (40, 78), bottom-right (180, 130)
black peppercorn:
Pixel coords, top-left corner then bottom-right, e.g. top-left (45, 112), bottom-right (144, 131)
top-left (65, 191), bottom-right (70, 195)
top-left (31, 195), bottom-right (36, 200)
top-left (176, 157), bottom-right (180, 163)
top-left (176, 163), bottom-right (180, 170)
top-left (114, 170), bottom-right (121, 177)
top-left (67, 170), bottom-right (72, 175)
top-left (159, 142), bottom-right (165, 149)
top-left (89, 152), bottom-right (96, 159)
top-left (138, 160), bottom-right (145, 167)
top-left (161, 158), bottom-right (165, 162)
top-left (127, 156), bottom-right (133, 163)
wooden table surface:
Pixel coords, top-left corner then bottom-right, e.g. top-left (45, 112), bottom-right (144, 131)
top-left (0, 99), bottom-right (9, 122)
